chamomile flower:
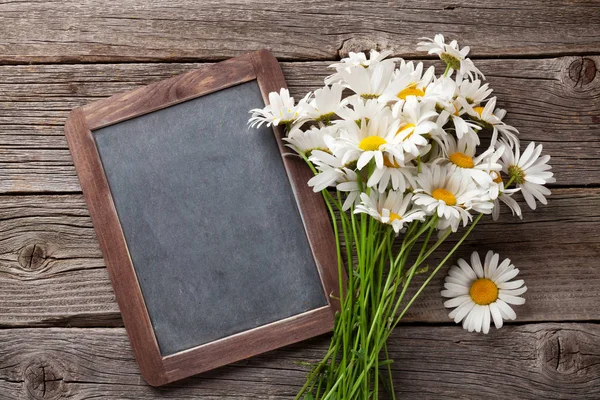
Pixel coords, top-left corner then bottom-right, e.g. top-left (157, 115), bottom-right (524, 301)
top-left (417, 34), bottom-right (484, 80)
top-left (488, 171), bottom-right (522, 220)
top-left (456, 77), bottom-right (493, 106)
top-left (392, 97), bottom-right (438, 157)
top-left (298, 84), bottom-right (347, 124)
top-left (366, 150), bottom-right (422, 193)
top-left (307, 150), bottom-right (349, 192)
top-left (248, 88), bottom-right (305, 128)
top-left (413, 163), bottom-right (481, 231)
top-left (331, 115), bottom-right (404, 170)
top-left (326, 49), bottom-right (398, 82)
top-left (337, 168), bottom-right (362, 210)
top-left (500, 141), bottom-right (555, 210)
top-left (378, 61), bottom-right (435, 104)
top-left (336, 62), bottom-right (396, 100)
top-left (355, 191), bottom-right (426, 233)
top-left (441, 135), bottom-right (503, 187)
top-left (284, 126), bottom-right (337, 157)
top-left (465, 97), bottom-right (519, 148)
top-left (434, 109), bottom-right (481, 149)
top-left (442, 251), bottom-right (527, 334)
top-left (335, 98), bottom-right (389, 128)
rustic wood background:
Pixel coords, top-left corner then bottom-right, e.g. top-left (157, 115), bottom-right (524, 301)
top-left (0, 1), bottom-right (599, 399)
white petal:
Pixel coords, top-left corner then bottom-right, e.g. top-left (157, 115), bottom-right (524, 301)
top-left (470, 252), bottom-right (484, 278)
top-left (444, 295), bottom-right (471, 308)
top-left (498, 293), bottom-right (526, 305)
top-left (482, 306), bottom-right (491, 334)
top-left (489, 302), bottom-right (503, 329)
top-left (496, 299), bottom-right (517, 320)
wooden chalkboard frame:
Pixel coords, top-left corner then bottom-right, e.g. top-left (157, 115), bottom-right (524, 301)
top-left (64, 50), bottom-right (340, 386)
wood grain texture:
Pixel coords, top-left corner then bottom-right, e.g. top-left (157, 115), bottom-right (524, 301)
top-left (0, 188), bottom-right (598, 328)
top-left (0, 0), bottom-right (599, 63)
top-left (0, 324), bottom-right (598, 399)
top-left (0, 56), bottom-right (598, 193)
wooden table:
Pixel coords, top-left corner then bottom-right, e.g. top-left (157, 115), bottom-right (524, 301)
top-left (1, 1), bottom-right (599, 399)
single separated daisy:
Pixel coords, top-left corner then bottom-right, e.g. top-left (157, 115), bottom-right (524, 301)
top-left (248, 88), bottom-right (306, 128)
top-left (500, 140), bottom-right (555, 210)
top-left (354, 191), bottom-right (426, 233)
top-left (417, 34), bottom-right (484, 80)
top-left (442, 251), bottom-right (527, 334)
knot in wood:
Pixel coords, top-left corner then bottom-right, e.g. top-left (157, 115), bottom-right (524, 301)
top-left (18, 243), bottom-right (47, 271)
top-left (24, 357), bottom-right (65, 400)
top-left (539, 327), bottom-right (599, 383)
top-left (337, 37), bottom-right (391, 59)
top-left (568, 57), bottom-right (597, 87)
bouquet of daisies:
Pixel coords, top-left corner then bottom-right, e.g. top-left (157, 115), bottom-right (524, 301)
top-left (249, 34), bottom-right (554, 399)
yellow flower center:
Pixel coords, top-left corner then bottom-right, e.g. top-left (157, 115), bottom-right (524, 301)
top-left (449, 152), bottom-right (475, 169)
top-left (492, 172), bottom-right (503, 184)
top-left (389, 212), bottom-right (402, 222)
top-left (469, 278), bottom-right (499, 305)
top-left (473, 106), bottom-right (485, 117)
top-left (358, 136), bottom-right (387, 151)
top-left (396, 123), bottom-right (416, 140)
top-left (397, 84), bottom-right (425, 100)
top-left (383, 157), bottom-right (401, 168)
top-left (432, 188), bottom-right (457, 206)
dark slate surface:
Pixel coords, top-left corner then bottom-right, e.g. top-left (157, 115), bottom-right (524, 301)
top-left (92, 80), bottom-right (327, 356)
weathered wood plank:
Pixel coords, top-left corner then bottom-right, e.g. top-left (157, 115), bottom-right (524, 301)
top-left (0, 56), bottom-right (598, 192)
top-left (0, 323), bottom-right (598, 399)
top-left (0, 0), bottom-right (598, 63)
top-left (0, 188), bottom-right (598, 328)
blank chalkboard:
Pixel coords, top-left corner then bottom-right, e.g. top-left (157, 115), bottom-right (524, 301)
top-left (93, 80), bottom-right (327, 356)
top-left (65, 50), bottom-right (339, 386)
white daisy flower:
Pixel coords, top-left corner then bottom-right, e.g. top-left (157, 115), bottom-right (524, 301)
top-left (336, 168), bottom-right (362, 210)
top-left (489, 171), bottom-right (522, 221)
top-left (422, 76), bottom-right (456, 108)
top-left (326, 49), bottom-right (398, 77)
top-left (330, 115), bottom-right (404, 170)
top-left (434, 109), bottom-right (481, 149)
top-left (456, 76), bottom-right (493, 106)
top-left (417, 34), bottom-right (484, 80)
top-left (392, 97), bottom-right (439, 157)
top-left (441, 135), bottom-right (504, 187)
top-left (307, 150), bottom-right (349, 192)
top-left (336, 61), bottom-right (396, 100)
top-left (378, 61), bottom-right (435, 104)
top-left (442, 251), bottom-right (527, 334)
top-left (298, 83), bottom-right (347, 124)
top-left (366, 149), bottom-right (423, 193)
top-left (500, 141), bottom-right (555, 210)
top-left (248, 88), bottom-right (305, 128)
top-left (413, 163), bottom-right (482, 231)
top-left (307, 150), bottom-right (361, 210)
top-left (354, 191), bottom-right (426, 233)
top-left (335, 98), bottom-right (390, 128)
top-left (465, 97), bottom-right (519, 148)
top-left (283, 126), bottom-right (337, 156)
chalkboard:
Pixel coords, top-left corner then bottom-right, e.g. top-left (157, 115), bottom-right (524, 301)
top-left (64, 50), bottom-right (339, 386)
top-left (93, 80), bottom-right (327, 356)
